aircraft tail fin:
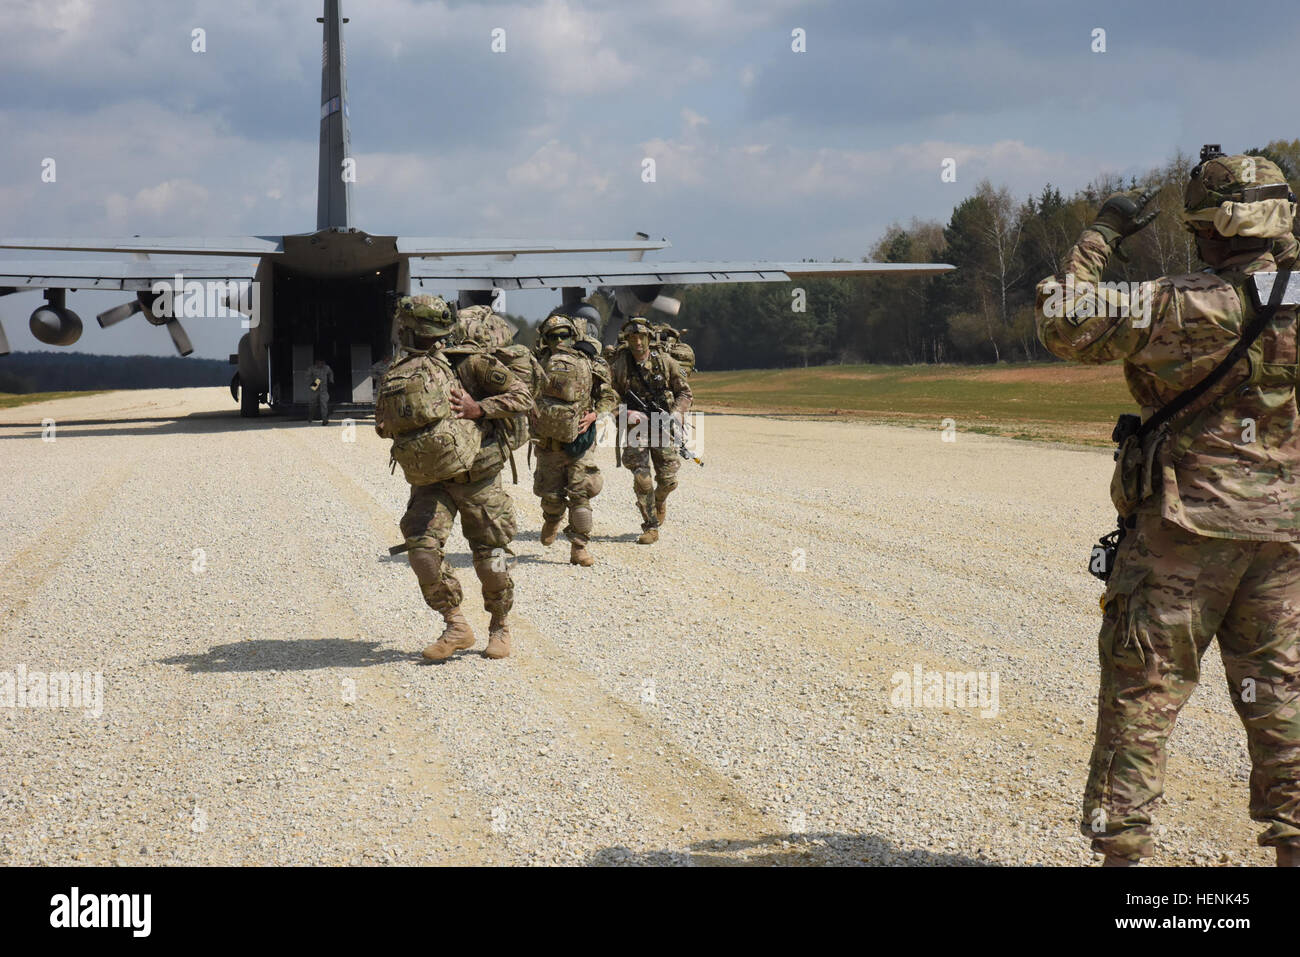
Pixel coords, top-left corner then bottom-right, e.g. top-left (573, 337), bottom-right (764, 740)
top-left (316, 0), bottom-right (353, 230)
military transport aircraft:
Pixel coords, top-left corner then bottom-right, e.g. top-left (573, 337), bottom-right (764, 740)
top-left (0, 0), bottom-right (952, 417)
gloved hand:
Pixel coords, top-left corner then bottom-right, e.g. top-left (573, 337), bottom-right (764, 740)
top-left (1091, 188), bottom-right (1158, 248)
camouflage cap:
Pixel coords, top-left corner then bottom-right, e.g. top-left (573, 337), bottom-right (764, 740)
top-left (1183, 153), bottom-right (1296, 238)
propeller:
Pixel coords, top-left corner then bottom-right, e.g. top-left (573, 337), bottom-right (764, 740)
top-left (166, 319), bottom-right (194, 356)
top-left (0, 320), bottom-right (9, 356)
top-left (95, 290), bottom-right (193, 355)
top-left (96, 299), bottom-right (143, 327)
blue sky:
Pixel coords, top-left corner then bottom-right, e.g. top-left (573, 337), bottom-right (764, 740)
top-left (1, 0), bottom-right (1296, 357)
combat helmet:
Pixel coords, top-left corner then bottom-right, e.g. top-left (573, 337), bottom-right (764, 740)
top-left (457, 304), bottom-right (517, 350)
top-left (395, 294), bottom-right (457, 349)
top-left (621, 316), bottom-right (653, 340)
top-left (1182, 147), bottom-right (1296, 252)
top-left (539, 312), bottom-right (578, 345)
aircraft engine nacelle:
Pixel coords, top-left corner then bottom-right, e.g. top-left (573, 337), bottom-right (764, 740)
top-left (29, 303), bottom-right (83, 346)
top-left (613, 284), bottom-right (679, 319)
top-left (137, 290), bottom-right (171, 326)
top-left (597, 285), bottom-right (683, 345)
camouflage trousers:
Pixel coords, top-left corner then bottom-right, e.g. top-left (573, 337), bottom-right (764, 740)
top-left (399, 469), bottom-right (516, 618)
top-left (620, 443), bottom-right (678, 531)
top-left (306, 391), bottom-right (329, 423)
top-left (1083, 502), bottom-right (1300, 859)
top-left (533, 444), bottom-right (603, 546)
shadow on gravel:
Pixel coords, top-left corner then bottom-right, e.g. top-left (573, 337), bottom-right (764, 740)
top-left (160, 638), bottom-right (411, 672)
top-left (0, 409), bottom-right (376, 439)
top-left (588, 832), bottom-right (995, 867)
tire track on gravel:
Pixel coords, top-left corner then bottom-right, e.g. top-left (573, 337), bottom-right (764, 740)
top-left (0, 461), bottom-right (138, 635)
top-left (277, 426), bottom-right (785, 857)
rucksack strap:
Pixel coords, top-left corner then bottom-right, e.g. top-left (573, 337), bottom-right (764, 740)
top-left (1137, 267), bottom-right (1292, 443)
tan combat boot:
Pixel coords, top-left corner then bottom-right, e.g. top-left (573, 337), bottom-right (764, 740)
top-left (539, 517), bottom-right (562, 546)
top-left (1278, 845), bottom-right (1300, 867)
top-left (655, 502), bottom-right (667, 525)
top-left (637, 527), bottom-right (659, 545)
top-left (422, 607), bottom-right (476, 661)
top-left (570, 542), bottom-right (594, 566)
top-left (484, 613), bottom-right (511, 659)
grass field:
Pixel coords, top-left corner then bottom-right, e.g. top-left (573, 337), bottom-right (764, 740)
top-left (0, 390), bottom-right (112, 410)
top-left (691, 363), bottom-right (1131, 446)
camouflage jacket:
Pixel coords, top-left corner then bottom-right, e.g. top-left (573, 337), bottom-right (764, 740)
top-left (609, 347), bottom-right (693, 415)
top-left (1036, 228), bottom-right (1300, 541)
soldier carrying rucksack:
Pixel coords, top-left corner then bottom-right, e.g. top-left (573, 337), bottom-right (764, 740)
top-left (531, 311), bottom-right (618, 566)
top-left (653, 324), bottom-right (696, 377)
top-left (375, 295), bottom-right (533, 662)
top-left (448, 304), bottom-right (544, 483)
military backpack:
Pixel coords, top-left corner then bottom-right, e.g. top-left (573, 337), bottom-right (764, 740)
top-left (375, 351), bottom-right (482, 485)
top-left (533, 347), bottom-right (594, 443)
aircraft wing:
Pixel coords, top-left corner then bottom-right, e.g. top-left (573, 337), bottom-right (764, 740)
top-left (0, 237), bottom-right (284, 256)
top-left (0, 234), bottom-right (669, 259)
top-left (0, 259), bottom-right (261, 292)
top-left (397, 237), bottom-right (670, 257)
top-left (408, 259), bottom-right (954, 290)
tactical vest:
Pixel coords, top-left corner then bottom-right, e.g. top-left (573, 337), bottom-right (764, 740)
top-left (621, 349), bottom-right (674, 409)
top-left (375, 352), bottom-right (481, 485)
top-left (533, 347), bottom-right (594, 442)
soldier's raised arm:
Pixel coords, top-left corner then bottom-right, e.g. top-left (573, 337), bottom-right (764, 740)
top-left (1035, 188), bottom-right (1165, 363)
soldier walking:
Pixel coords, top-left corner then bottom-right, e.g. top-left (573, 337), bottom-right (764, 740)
top-left (375, 295), bottom-right (532, 661)
top-left (306, 356), bottom-right (334, 424)
top-left (608, 316), bottom-right (692, 545)
top-left (531, 312), bottom-right (617, 566)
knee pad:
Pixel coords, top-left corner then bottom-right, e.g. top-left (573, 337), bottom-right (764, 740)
top-left (633, 471), bottom-right (654, 495)
top-left (473, 547), bottom-right (514, 590)
top-left (655, 477), bottom-right (678, 499)
top-left (585, 469), bottom-right (604, 499)
top-left (540, 493), bottom-right (567, 517)
top-left (406, 546), bottom-right (443, 586)
top-left (570, 506), bottom-right (593, 536)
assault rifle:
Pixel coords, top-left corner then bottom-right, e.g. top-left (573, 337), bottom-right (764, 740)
top-left (622, 389), bottom-right (703, 467)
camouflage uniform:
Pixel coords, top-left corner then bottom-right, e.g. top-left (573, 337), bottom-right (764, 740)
top-left (1035, 154), bottom-right (1300, 860)
top-left (376, 295), bottom-right (533, 659)
top-left (392, 349), bottom-right (532, 621)
top-left (306, 359), bottom-right (334, 423)
top-left (609, 327), bottom-right (693, 535)
top-left (532, 345), bottom-right (619, 550)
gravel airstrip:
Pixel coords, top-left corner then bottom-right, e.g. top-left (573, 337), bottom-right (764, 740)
top-left (0, 388), bottom-right (1272, 865)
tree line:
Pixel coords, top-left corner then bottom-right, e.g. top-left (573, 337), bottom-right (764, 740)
top-left (0, 352), bottom-right (233, 394)
top-left (673, 139), bottom-right (1300, 370)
